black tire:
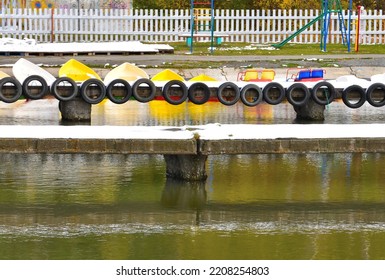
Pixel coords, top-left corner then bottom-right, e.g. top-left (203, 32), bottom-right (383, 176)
top-left (22, 75), bottom-right (48, 100)
top-left (162, 80), bottom-right (188, 105)
top-left (106, 79), bottom-right (132, 104)
top-left (342, 85), bottom-right (366, 109)
top-left (217, 82), bottom-right (240, 106)
top-left (80, 78), bottom-right (106, 104)
top-left (132, 78), bottom-right (156, 103)
top-left (0, 77), bottom-right (22, 103)
top-left (311, 81), bottom-right (335, 105)
top-left (188, 82), bottom-right (211, 105)
top-left (286, 83), bottom-right (310, 106)
top-left (262, 82), bottom-right (285, 105)
top-left (240, 84), bottom-right (263, 107)
top-left (51, 77), bottom-right (78, 102)
top-left (366, 83), bottom-right (385, 107)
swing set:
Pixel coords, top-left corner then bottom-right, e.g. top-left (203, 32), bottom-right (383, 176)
top-left (272, 0), bottom-right (355, 52)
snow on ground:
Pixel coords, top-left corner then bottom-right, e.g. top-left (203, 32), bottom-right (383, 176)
top-left (194, 123), bottom-right (385, 140)
top-left (0, 38), bottom-right (173, 54)
top-left (2, 124), bottom-right (385, 140)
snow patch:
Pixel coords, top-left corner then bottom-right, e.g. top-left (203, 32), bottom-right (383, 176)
top-left (0, 38), bottom-right (173, 54)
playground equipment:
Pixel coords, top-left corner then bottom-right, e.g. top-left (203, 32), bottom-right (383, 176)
top-left (189, 0), bottom-right (215, 54)
top-left (355, 6), bottom-right (365, 52)
top-left (272, 0), bottom-right (353, 52)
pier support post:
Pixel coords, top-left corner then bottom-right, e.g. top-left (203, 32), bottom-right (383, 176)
top-left (161, 178), bottom-right (207, 210)
top-left (293, 98), bottom-right (325, 121)
top-left (59, 97), bottom-right (91, 121)
top-left (164, 154), bottom-right (208, 181)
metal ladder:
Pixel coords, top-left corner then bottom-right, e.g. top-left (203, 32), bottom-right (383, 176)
top-left (321, 0), bottom-right (352, 51)
top-left (189, 0), bottom-right (215, 54)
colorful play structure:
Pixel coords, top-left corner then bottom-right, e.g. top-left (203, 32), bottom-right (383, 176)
top-left (189, 0), bottom-right (215, 54)
top-left (272, 0), bottom-right (353, 52)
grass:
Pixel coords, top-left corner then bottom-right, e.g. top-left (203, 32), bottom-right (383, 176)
top-left (76, 42), bottom-right (385, 70)
top-left (171, 42), bottom-right (385, 56)
top-left (134, 42), bottom-right (385, 69)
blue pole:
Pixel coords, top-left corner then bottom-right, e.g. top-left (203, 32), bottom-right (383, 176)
top-left (347, 0), bottom-right (352, 52)
top-left (210, 0), bottom-right (215, 54)
top-left (190, 0), bottom-right (194, 53)
top-left (322, 0), bottom-right (329, 52)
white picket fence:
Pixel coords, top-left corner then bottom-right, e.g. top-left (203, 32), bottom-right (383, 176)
top-left (0, 8), bottom-right (384, 44)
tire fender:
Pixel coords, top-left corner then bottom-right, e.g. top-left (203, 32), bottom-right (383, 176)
top-left (262, 82), bottom-right (285, 105)
top-left (188, 82), bottom-right (211, 105)
top-left (342, 85), bottom-right (366, 109)
top-left (240, 84), bottom-right (263, 107)
top-left (311, 81), bottom-right (335, 105)
top-left (51, 77), bottom-right (78, 102)
top-left (106, 79), bottom-right (132, 104)
top-left (286, 83), bottom-right (310, 106)
top-left (0, 77), bottom-right (23, 103)
top-left (22, 75), bottom-right (48, 100)
top-left (162, 80), bottom-right (188, 105)
top-left (132, 78), bottom-right (156, 103)
top-left (217, 82), bottom-right (240, 106)
top-left (366, 83), bottom-right (385, 107)
top-left (80, 78), bottom-right (106, 104)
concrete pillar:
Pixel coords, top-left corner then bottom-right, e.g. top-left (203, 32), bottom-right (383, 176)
top-left (164, 154), bottom-right (208, 181)
top-left (59, 97), bottom-right (91, 121)
top-left (293, 98), bottom-right (325, 121)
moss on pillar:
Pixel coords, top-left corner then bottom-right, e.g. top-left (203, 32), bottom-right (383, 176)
top-left (293, 98), bottom-right (325, 121)
top-left (164, 154), bottom-right (208, 181)
top-left (59, 97), bottom-right (91, 121)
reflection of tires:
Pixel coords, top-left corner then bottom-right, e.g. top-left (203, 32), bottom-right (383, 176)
top-left (311, 81), bottom-right (335, 105)
top-left (132, 78), bottom-right (156, 103)
top-left (262, 82), bottom-right (285, 105)
top-left (162, 80), bottom-right (188, 105)
top-left (240, 84), bottom-right (263, 107)
top-left (217, 82), bottom-right (240, 106)
top-left (106, 79), bottom-right (132, 104)
top-left (342, 85), bottom-right (366, 109)
top-left (366, 83), bottom-right (385, 107)
top-left (22, 75), bottom-right (48, 100)
top-left (80, 79), bottom-right (106, 104)
top-left (188, 82), bottom-right (211, 105)
top-left (286, 83), bottom-right (310, 106)
top-left (51, 77), bottom-right (78, 101)
top-left (0, 77), bottom-right (23, 103)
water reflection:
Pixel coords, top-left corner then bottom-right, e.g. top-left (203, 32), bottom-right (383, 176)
top-left (2, 98), bottom-right (385, 259)
top-left (1, 99), bottom-right (385, 125)
top-left (161, 178), bottom-right (207, 226)
top-left (1, 153), bottom-right (385, 259)
top-left (161, 178), bottom-right (207, 210)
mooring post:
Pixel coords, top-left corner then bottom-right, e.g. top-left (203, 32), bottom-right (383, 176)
top-left (164, 154), bottom-right (208, 181)
top-left (293, 98), bottom-right (325, 121)
top-left (58, 97), bottom-right (92, 121)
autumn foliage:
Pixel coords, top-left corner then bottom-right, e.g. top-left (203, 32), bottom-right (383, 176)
top-left (133, 0), bottom-right (384, 10)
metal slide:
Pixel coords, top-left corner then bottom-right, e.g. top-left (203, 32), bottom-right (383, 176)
top-left (271, 13), bottom-right (324, 48)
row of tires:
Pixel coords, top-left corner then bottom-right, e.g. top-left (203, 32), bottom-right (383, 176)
top-left (1, 76), bottom-right (385, 109)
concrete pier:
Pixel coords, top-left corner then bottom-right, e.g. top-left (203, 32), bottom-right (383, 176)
top-left (164, 155), bottom-right (208, 181)
top-left (1, 124), bottom-right (385, 181)
top-left (294, 99), bottom-right (326, 121)
top-left (59, 98), bottom-right (91, 121)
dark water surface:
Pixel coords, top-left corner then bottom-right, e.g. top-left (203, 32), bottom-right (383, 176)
top-left (1, 99), bottom-right (385, 259)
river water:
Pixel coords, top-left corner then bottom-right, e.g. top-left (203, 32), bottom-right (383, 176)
top-left (1, 99), bottom-right (385, 259)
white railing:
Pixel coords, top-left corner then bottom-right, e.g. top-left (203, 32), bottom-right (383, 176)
top-left (0, 8), bottom-right (384, 44)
